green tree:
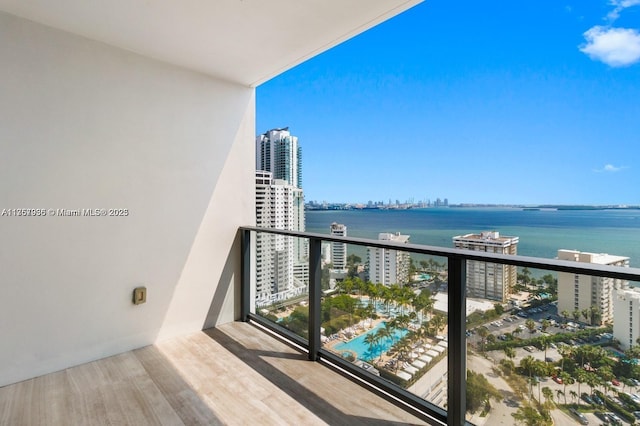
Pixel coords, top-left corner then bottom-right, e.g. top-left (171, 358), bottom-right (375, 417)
top-left (540, 319), bottom-right (550, 333)
top-left (519, 267), bottom-right (532, 289)
top-left (560, 372), bottom-right (573, 404)
top-left (363, 332), bottom-right (380, 362)
top-left (494, 303), bottom-right (504, 315)
top-left (589, 305), bottom-right (601, 325)
top-left (512, 405), bottom-right (546, 426)
top-left (542, 386), bottom-right (554, 409)
top-left (572, 309), bottom-right (581, 322)
top-left (504, 346), bottom-right (516, 361)
top-left (525, 319), bottom-right (536, 334)
top-left (347, 254), bottom-right (362, 278)
top-left (581, 308), bottom-right (590, 323)
top-left (466, 370), bottom-right (502, 413)
top-left (520, 356), bottom-right (536, 397)
top-left (477, 326), bottom-right (489, 352)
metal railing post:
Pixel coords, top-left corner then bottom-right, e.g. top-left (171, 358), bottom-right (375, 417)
top-left (448, 256), bottom-right (467, 426)
top-left (308, 237), bottom-right (322, 361)
top-left (240, 228), bottom-right (251, 322)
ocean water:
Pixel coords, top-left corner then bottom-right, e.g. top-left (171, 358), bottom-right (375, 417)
top-left (306, 207), bottom-right (640, 268)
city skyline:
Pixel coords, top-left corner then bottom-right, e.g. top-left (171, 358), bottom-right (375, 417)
top-left (257, 1), bottom-right (640, 205)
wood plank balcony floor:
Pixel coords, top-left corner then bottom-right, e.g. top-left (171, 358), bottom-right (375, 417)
top-left (0, 322), bottom-right (429, 425)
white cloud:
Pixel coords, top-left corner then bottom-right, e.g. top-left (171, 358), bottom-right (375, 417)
top-left (580, 26), bottom-right (640, 66)
top-left (594, 164), bottom-right (628, 172)
top-left (607, 0), bottom-right (640, 21)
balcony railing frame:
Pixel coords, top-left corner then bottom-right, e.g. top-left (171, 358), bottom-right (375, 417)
top-left (239, 226), bottom-right (640, 426)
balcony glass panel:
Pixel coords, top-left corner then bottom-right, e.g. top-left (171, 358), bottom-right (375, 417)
top-left (242, 227), bottom-right (640, 425)
top-left (253, 231), bottom-right (310, 342)
top-left (464, 265), bottom-right (636, 426)
top-left (320, 247), bottom-right (449, 410)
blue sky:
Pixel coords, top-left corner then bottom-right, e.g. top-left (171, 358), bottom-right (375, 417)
top-left (256, 1), bottom-right (640, 205)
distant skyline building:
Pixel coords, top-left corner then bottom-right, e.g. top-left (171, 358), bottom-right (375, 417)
top-left (453, 231), bottom-right (518, 302)
top-left (367, 232), bottom-right (410, 286)
top-left (557, 249), bottom-right (629, 326)
top-left (330, 222), bottom-right (347, 270)
top-left (255, 127), bottom-right (306, 306)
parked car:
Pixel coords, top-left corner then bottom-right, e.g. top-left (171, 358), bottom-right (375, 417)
top-left (581, 393), bottom-right (594, 404)
top-left (594, 411), bottom-right (610, 424)
top-left (570, 408), bottom-right (589, 425)
top-left (592, 395), bottom-right (604, 405)
top-left (612, 378), bottom-right (621, 386)
top-left (552, 375), bottom-right (563, 384)
top-left (606, 412), bottom-right (623, 425)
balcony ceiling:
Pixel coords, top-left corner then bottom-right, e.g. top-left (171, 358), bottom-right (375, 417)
top-left (0, 0), bottom-right (422, 86)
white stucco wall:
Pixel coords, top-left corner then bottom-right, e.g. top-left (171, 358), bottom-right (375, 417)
top-left (0, 11), bottom-right (254, 386)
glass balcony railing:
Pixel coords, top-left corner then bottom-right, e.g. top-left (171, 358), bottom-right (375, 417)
top-left (239, 227), bottom-right (640, 426)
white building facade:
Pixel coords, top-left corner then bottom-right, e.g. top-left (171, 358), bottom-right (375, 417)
top-left (255, 128), bottom-right (306, 306)
top-left (255, 171), bottom-right (307, 306)
top-left (367, 232), bottom-right (410, 286)
top-left (557, 249), bottom-right (629, 326)
top-left (614, 288), bottom-right (640, 351)
top-left (330, 222), bottom-right (348, 270)
top-left (453, 231), bottom-right (518, 302)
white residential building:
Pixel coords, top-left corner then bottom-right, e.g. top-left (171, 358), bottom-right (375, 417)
top-left (255, 171), bottom-right (306, 306)
top-left (614, 288), bottom-right (640, 351)
top-left (330, 223), bottom-right (348, 270)
top-left (256, 128), bottom-right (302, 188)
top-left (453, 231), bottom-right (518, 302)
top-left (557, 249), bottom-right (629, 325)
top-left (367, 232), bottom-right (410, 286)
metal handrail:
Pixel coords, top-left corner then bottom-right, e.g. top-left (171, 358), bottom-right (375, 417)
top-left (241, 226), bottom-right (640, 280)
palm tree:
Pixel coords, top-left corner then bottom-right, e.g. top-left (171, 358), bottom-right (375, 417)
top-left (512, 327), bottom-right (523, 339)
top-left (586, 372), bottom-right (598, 396)
top-left (560, 372), bottom-right (573, 404)
top-left (430, 314), bottom-right (446, 336)
top-left (542, 386), bottom-right (554, 409)
top-left (569, 390), bottom-right (578, 404)
top-left (375, 327), bottom-right (391, 361)
top-left (572, 309), bottom-right (581, 322)
top-left (520, 356), bottom-right (536, 398)
top-left (581, 308), bottom-right (590, 324)
top-left (541, 319), bottom-right (550, 333)
top-left (504, 346), bottom-right (516, 361)
top-left (540, 336), bottom-right (550, 362)
top-left (396, 286), bottom-right (414, 316)
top-left (383, 321), bottom-right (397, 345)
top-left (525, 318), bottom-right (536, 334)
top-left (558, 345), bottom-right (573, 372)
top-left (589, 305), bottom-right (601, 325)
top-left (533, 360), bottom-right (550, 402)
top-left (561, 310), bottom-right (570, 323)
top-left (556, 389), bottom-right (564, 405)
top-left (575, 370), bottom-right (586, 403)
top-left (363, 332), bottom-right (380, 362)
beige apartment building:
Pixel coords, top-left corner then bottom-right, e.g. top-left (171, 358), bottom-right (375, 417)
top-left (557, 249), bottom-right (629, 325)
top-left (453, 231), bottom-right (518, 302)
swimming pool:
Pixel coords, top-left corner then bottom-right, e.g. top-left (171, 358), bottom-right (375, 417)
top-left (334, 321), bottom-right (408, 361)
